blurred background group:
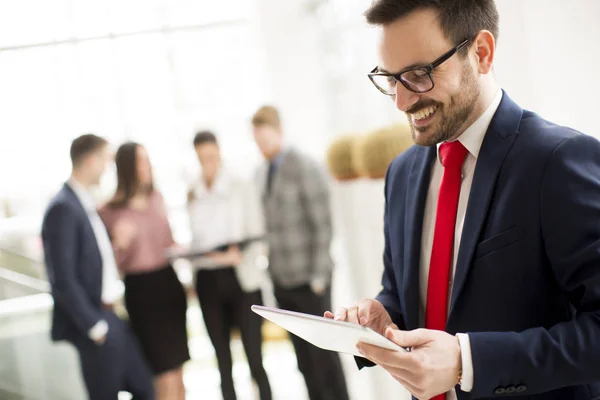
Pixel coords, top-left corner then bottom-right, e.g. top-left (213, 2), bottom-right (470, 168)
top-left (0, 0), bottom-right (598, 399)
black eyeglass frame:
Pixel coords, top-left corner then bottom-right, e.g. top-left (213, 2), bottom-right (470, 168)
top-left (368, 34), bottom-right (477, 96)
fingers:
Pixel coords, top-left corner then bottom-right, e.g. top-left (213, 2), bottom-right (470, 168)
top-left (356, 342), bottom-right (416, 371)
top-left (331, 299), bottom-right (378, 325)
top-left (347, 306), bottom-right (360, 324)
top-left (357, 299), bottom-right (377, 326)
top-left (333, 307), bottom-right (348, 321)
top-left (358, 343), bottom-right (426, 399)
top-left (389, 371), bottom-right (420, 396)
top-left (324, 311), bottom-right (335, 319)
top-left (384, 322), bottom-right (399, 331)
top-left (386, 328), bottom-right (433, 348)
top-left (329, 305), bottom-right (359, 324)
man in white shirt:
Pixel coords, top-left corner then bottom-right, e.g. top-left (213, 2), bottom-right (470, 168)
top-left (41, 134), bottom-right (154, 400)
top-left (329, 1), bottom-right (600, 400)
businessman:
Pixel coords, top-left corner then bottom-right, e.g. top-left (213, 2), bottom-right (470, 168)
top-left (252, 105), bottom-right (349, 400)
top-left (327, 1), bottom-right (600, 399)
top-left (41, 134), bottom-right (154, 400)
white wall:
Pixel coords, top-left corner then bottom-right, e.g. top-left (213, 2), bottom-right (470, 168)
top-left (248, 0), bottom-right (332, 160)
top-left (494, 0), bottom-right (600, 137)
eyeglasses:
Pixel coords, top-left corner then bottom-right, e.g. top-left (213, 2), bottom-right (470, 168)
top-left (368, 35), bottom-right (476, 96)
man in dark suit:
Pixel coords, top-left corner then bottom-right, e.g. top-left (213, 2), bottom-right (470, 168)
top-left (251, 106), bottom-right (349, 400)
top-left (326, 1), bottom-right (600, 399)
top-left (41, 134), bottom-right (154, 400)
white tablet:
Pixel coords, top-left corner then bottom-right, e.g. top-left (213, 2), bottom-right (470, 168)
top-left (251, 305), bottom-right (408, 357)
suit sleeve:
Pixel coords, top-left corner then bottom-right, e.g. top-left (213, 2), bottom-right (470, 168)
top-left (467, 134), bottom-right (600, 397)
top-left (357, 163), bottom-right (406, 369)
top-left (375, 163), bottom-right (405, 327)
top-left (299, 157), bottom-right (334, 286)
top-left (42, 203), bottom-right (103, 335)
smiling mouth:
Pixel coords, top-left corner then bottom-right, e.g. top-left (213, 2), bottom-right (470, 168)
top-left (409, 105), bottom-right (438, 127)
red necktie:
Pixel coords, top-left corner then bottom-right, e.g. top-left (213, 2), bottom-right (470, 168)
top-left (426, 141), bottom-right (468, 400)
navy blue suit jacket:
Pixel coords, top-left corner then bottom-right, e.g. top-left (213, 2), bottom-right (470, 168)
top-left (378, 92), bottom-right (600, 399)
top-left (41, 184), bottom-right (105, 342)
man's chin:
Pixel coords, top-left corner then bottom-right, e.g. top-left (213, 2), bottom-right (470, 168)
top-left (411, 126), bottom-right (440, 147)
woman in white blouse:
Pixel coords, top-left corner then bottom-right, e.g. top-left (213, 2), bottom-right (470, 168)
top-left (187, 131), bottom-right (272, 400)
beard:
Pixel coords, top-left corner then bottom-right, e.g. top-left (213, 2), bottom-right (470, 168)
top-left (408, 63), bottom-right (480, 147)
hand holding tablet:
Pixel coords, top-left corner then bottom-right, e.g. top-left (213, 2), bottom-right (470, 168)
top-left (251, 303), bottom-right (409, 357)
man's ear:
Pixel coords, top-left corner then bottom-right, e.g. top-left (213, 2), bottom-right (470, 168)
top-left (473, 30), bottom-right (495, 75)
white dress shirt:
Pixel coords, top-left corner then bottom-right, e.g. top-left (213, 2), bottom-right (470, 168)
top-left (187, 168), bottom-right (268, 292)
top-left (67, 178), bottom-right (124, 340)
top-left (418, 89), bottom-right (503, 397)
top-left (188, 171), bottom-right (237, 253)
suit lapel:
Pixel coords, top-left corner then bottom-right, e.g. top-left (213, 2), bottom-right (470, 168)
top-left (62, 183), bottom-right (104, 265)
top-left (403, 145), bottom-right (436, 330)
top-left (449, 92), bottom-right (523, 316)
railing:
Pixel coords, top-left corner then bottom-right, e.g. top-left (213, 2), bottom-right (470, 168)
top-left (0, 243), bottom-right (88, 400)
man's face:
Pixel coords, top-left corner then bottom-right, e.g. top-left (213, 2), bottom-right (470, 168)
top-left (87, 145), bottom-right (112, 185)
top-left (378, 8), bottom-right (480, 146)
top-left (194, 142), bottom-right (221, 181)
top-left (252, 124), bottom-right (282, 160)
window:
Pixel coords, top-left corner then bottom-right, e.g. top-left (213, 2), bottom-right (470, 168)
top-left (0, 0), bottom-right (268, 243)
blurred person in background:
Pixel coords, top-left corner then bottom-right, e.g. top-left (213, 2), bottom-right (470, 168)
top-left (99, 142), bottom-right (189, 400)
top-left (187, 131), bottom-right (272, 400)
top-left (251, 106), bottom-right (349, 400)
top-left (41, 134), bottom-right (155, 400)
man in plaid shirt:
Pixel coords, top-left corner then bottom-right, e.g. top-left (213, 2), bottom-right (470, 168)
top-left (252, 105), bottom-right (349, 400)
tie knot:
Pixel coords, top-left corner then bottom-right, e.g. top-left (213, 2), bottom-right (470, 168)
top-left (439, 141), bottom-right (468, 169)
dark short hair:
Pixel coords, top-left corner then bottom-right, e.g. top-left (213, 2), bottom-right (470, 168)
top-left (365, 0), bottom-right (499, 47)
top-left (107, 142), bottom-right (153, 208)
top-left (193, 130), bottom-right (218, 147)
top-left (70, 134), bottom-right (108, 167)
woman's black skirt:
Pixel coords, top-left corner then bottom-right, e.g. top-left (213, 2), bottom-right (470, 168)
top-left (124, 264), bottom-right (190, 375)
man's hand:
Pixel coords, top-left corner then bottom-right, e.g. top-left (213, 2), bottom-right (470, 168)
top-left (324, 299), bottom-right (397, 336)
top-left (357, 327), bottom-right (462, 400)
top-left (310, 280), bottom-right (326, 295)
top-left (94, 333), bottom-right (107, 346)
top-left (227, 246), bottom-right (243, 266)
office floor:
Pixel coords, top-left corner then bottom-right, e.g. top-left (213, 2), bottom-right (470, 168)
top-left (183, 305), bottom-right (310, 400)
top-left (185, 340), bottom-right (308, 399)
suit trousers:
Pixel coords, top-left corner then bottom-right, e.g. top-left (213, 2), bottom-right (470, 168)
top-left (195, 267), bottom-right (272, 400)
top-left (274, 284), bottom-right (350, 400)
top-left (70, 311), bottom-right (155, 400)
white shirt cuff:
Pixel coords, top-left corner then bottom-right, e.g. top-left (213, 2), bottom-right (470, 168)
top-left (88, 319), bottom-right (109, 342)
top-left (457, 333), bottom-right (474, 392)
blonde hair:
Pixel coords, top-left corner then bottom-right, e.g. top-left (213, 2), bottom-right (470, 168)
top-left (251, 105), bottom-right (281, 129)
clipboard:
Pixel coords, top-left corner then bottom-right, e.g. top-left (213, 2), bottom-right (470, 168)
top-left (167, 236), bottom-right (265, 260)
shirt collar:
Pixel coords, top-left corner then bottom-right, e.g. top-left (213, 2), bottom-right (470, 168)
top-left (194, 167), bottom-right (229, 197)
top-left (437, 88), bottom-right (503, 161)
top-left (270, 148), bottom-right (288, 169)
top-left (67, 177), bottom-right (96, 212)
